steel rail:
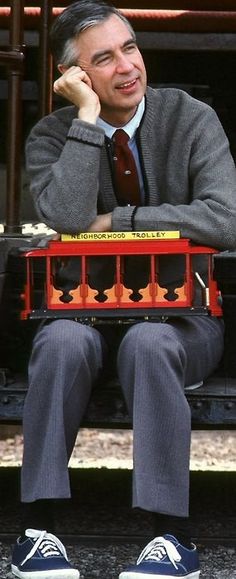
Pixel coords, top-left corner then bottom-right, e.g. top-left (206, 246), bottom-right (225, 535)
top-left (0, 532), bottom-right (235, 547)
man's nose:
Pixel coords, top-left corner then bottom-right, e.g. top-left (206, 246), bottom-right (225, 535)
top-left (116, 53), bottom-right (134, 73)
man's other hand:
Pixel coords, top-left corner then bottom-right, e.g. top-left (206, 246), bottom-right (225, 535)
top-left (87, 213), bottom-right (112, 232)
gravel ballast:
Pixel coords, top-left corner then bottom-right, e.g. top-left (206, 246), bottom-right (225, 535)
top-left (0, 427), bottom-right (236, 471)
top-left (0, 542), bottom-right (235, 578)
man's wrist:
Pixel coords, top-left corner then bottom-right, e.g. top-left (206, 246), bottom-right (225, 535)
top-left (78, 107), bottom-right (100, 125)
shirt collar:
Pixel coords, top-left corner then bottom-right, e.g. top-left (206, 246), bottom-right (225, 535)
top-left (97, 97), bottom-right (145, 140)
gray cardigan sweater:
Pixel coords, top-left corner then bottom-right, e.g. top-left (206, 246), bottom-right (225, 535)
top-left (26, 86), bottom-right (236, 252)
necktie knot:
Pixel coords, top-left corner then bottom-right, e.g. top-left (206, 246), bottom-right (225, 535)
top-left (113, 129), bottom-right (129, 146)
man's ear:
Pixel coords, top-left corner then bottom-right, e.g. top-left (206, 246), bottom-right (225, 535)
top-left (58, 63), bottom-right (68, 75)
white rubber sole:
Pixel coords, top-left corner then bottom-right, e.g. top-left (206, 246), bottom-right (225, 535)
top-left (184, 381), bottom-right (203, 391)
top-left (11, 564), bottom-right (80, 579)
top-left (119, 572), bottom-right (200, 579)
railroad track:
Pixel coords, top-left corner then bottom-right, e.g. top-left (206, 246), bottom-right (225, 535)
top-left (0, 475), bottom-right (235, 577)
top-left (0, 468), bottom-right (235, 578)
top-left (0, 532), bottom-right (235, 579)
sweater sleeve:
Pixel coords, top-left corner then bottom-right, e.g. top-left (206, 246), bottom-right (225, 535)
top-left (25, 109), bottom-right (105, 233)
top-left (112, 101), bottom-right (236, 251)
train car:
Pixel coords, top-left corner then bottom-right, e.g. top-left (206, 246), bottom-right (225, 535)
top-left (0, 1), bottom-right (236, 428)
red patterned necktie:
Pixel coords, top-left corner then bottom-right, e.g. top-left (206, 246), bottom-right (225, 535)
top-left (113, 129), bottom-right (141, 206)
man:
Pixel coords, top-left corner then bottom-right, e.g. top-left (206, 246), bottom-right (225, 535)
top-left (11, 1), bottom-right (236, 578)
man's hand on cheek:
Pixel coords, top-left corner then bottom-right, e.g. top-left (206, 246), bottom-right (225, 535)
top-left (54, 66), bottom-right (101, 122)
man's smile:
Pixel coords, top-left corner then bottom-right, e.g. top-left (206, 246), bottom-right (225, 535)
top-left (115, 77), bottom-right (139, 92)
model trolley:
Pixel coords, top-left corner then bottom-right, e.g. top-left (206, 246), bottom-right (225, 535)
top-left (18, 232), bottom-right (222, 322)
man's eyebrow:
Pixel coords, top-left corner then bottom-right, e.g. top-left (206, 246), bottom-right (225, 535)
top-left (90, 38), bottom-right (137, 64)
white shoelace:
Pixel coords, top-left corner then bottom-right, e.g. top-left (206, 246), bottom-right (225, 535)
top-left (136, 536), bottom-right (181, 570)
top-left (20, 529), bottom-right (68, 567)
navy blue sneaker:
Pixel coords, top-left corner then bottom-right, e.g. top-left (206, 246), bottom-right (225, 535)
top-left (119, 534), bottom-right (200, 578)
top-left (11, 528), bottom-right (80, 578)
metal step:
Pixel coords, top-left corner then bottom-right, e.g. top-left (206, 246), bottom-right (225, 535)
top-left (0, 370), bottom-right (235, 427)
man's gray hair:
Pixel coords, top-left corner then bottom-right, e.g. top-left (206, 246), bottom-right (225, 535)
top-left (50, 0), bottom-right (136, 66)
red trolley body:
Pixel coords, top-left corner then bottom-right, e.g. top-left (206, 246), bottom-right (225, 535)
top-left (19, 234), bottom-right (222, 321)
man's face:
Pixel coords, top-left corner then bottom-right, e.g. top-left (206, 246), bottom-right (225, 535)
top-left (74, 14), bottom-right (147, 125)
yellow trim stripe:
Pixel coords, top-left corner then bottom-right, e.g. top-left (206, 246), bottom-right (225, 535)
top-left (61, 231), bottom-right (180, 242)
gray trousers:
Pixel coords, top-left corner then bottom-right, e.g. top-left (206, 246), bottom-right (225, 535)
top-left (21, 315), bottom-right (224, 516)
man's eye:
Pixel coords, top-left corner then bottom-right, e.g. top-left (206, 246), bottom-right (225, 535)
top-left (125, 43), bottom-right (137, 52)
top-left (96, 55), bottom-right (111, 66)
